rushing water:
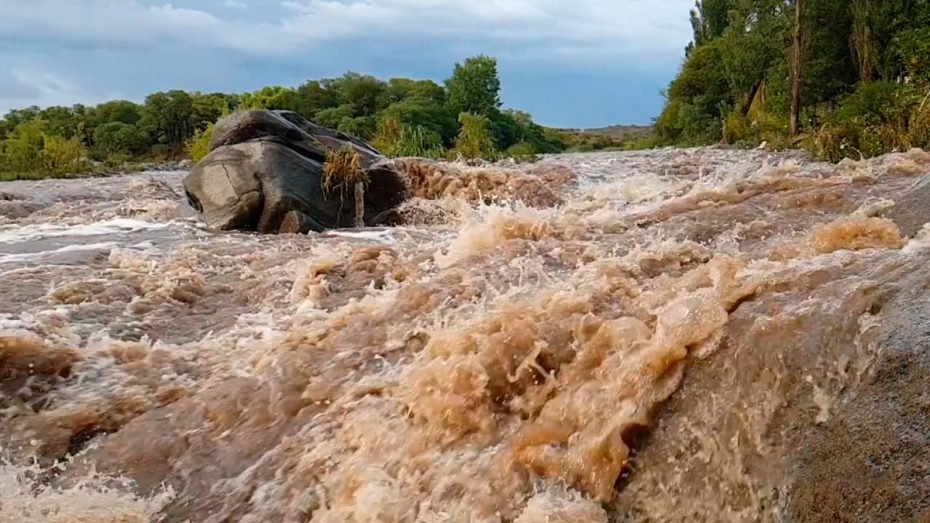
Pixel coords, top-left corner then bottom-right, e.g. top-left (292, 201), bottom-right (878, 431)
top-left (1, 147), bottom-right (929, 522)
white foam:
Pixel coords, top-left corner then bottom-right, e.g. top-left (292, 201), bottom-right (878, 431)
top-left (322, 228), bottom-right (398, 245)
top-left (0, 219), bottom-right (174, 245)
top-left (0, 242), bottom-right (119, 264)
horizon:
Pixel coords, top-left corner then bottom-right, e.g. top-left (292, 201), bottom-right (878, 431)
top-left (0, 0), bottom-right (693, 128)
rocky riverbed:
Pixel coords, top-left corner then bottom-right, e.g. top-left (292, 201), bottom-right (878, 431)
top-left (2, 147), bottom-right (930, 522)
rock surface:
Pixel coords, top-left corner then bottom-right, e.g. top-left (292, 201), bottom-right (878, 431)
top-left (885, 175), bottom-right (930, 237)
top-left (183, 110), bottom-right (407, 233)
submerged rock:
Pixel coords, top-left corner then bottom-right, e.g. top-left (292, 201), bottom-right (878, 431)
top-left (183, 110), bottom-right (407, 234)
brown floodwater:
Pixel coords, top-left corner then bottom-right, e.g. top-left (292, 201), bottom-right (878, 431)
top-left (1, 148), bottom-right (929, 522)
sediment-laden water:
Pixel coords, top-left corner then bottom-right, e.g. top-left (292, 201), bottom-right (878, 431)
top-left (1, 147), bottom-right (929, 522)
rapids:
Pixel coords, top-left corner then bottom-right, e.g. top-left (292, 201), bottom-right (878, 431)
top-left (1, 147), bottom-right (929, 522)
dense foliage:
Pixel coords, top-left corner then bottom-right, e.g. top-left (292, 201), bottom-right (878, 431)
top-left (658, 0), bottom-right (930, 159)
top-left (0, 55), bottom-right (580, 179)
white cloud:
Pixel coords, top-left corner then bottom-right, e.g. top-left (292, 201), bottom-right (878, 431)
top-left (0, 67), bottom-right (118, 113)
top-left (0, 0), bottom-right (692, 123)
top-left (0, 0), bottom-right (693, 61)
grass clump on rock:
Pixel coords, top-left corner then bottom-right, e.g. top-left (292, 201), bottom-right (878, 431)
top-left (322, 145), bottom-right (369, 227)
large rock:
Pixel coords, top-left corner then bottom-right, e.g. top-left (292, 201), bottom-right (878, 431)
top-left (885, 176), bottom-right (930, 237)
top-left (183, 110), bottom-right (407, 234)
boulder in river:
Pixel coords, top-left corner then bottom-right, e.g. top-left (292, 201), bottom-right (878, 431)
top-left (885, 175), bottom-right (930, 237)
top-left (183, 110), bottom-right (407, 234)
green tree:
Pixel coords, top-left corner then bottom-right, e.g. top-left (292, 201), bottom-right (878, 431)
top-left (445, 55), bottom-right (502, 118)
top-left (294, 80), bottom-right (341, 119)
top-left (336, 72), bottom-right (388, 116)
top-left (3, 107), bottom-right (41, 131)
top-left (93, 122), bottom-right (148, 158)
top-left (94, 100), bottom-right (143, 126)
top-left (142, 90), bottom-right (195, 152)
top-left (2, 120), bottom-right (46, 173)
top-left (657, 40), bottom-right (733, 143)
top-left (383, 78), bottom-right (446, 106)
top-left (380, 99), bottom-right (458, 144)
top-left (40, 135), bottom-right (87, 175)
top-left (689, 0), bottom-right (733, 50)
top-left (191, 93), bottom-right (234, 131)
top-left (315, 104), bottom-right (356, 130)
top-left (0, 120), bottom-right (87, 176)
top-left (39, 106), bottom-right (81, 140)
top-left (239, 86), bottom-right (299, 111)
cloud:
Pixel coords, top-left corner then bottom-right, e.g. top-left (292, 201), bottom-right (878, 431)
top-left (0, 0), bottom-right (693, 125)
top-left (0, 0), bottom-right (693, 61)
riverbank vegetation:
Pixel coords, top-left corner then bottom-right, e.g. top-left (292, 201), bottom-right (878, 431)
top-left (657, 0), bottom-right (930, 160)
top-left (0, 56), bottom-right (641, 180)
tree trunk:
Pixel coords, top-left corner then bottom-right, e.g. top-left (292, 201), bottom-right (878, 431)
top-left (790, 0), bottom-right (803, 137)
top-left (742, 80), bottom-right (763, 117)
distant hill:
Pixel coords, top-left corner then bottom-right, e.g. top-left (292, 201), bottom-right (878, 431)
top-left (563, 125), bottom-right (653, 140)
top-left (548, 124), bottom-right (655, 152)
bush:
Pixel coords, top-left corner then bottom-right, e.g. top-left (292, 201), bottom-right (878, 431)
top-left (0, 120), bottom-right (88, 178)
top-left (40, 135), bottom-right (88, 175)
top-left (185, 124), bottom-right (214, 163)
top-left (897, 28), bottom-right (930, 83)
top-left (807, 82), bottom-right (930, 161)
top-left (454, 112), bottom-right (498, 160)
top-left (503, 141), bottom-right (539, 163)
top-left (372, 117), bottom-right (445, 158)
top-left (722, 111), bottom-right (751, 144)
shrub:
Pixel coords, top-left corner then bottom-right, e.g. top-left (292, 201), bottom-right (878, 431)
top-left (40, 135), bottom-right (88, 175)
top-left (372, 117), bottom-right (445, 158)
top-left (807, 82), bottom-right (930, 161)
top-left (722, 111), bottom-right (751, 144)
top-left (454, 112), bottom-right (498, 160)
top-left (897, 27), bottom-right (930, 83)
top-left (185, 123), bottom-right (214, 163)
top-left (503, 141), bottom-right (539, 163)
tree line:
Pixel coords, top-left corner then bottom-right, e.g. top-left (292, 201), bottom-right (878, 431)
top-left (1, 56), bottom-right (607, 180)
top-left (657, 0), bottom-right (930, 160)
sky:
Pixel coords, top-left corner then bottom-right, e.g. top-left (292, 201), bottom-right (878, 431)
top-left (0, 0), bottom-right (694, 128)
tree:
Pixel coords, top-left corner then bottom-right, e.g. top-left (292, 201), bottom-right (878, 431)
top-left (2, 120), bottom-right (45, 173)
top-left (294, 80), bottom-right (341, 119)
top-left (380, 99), bottom-right (458, 145)
top-left (789, 0), bottom-right (804, 137)
top-left (0, 119), bottom-right (87, 176)
top-left (445, 55), bottom-right (502, 118)
top-left (142, 90), bottom-right (195, 152)
top-left (657, 39), bottom-right (733, 143)
top-left (93, 122), bottom-right (148, 158)
top-left (94, 100), bottom-right (143, 126)
top-left (0, 54), bottom-right (564, 176)
top-left (850, 0), bottom-right (877, 82)
top-left (238, 86), bottom-right (298, 111)
top-left (689, 0), bottom-right (733, 50)
top-left (191, 93), bottom-right (234, 131)
top-left (39, 135), bottom-right (87, 175)
top-left (336, 72), bottom-right (388, 116)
